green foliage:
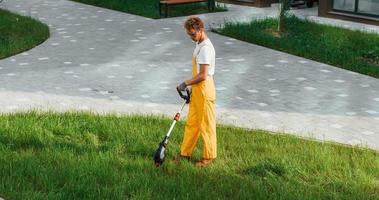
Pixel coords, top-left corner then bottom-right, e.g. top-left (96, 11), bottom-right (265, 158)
top-left (0, 9), bottom-right (49, 59)
top-left (70, 0), bottom-right (227, 18)
top-left (216, 15), bottom-right (379, 78)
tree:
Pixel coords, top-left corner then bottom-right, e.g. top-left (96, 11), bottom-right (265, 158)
top-left (278, 0), bottom-right (290, 33)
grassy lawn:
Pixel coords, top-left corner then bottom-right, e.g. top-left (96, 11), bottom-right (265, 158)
top-left (214, 15), bottom-right (379, 79)
top-left (70, 0), bottom-right (227, 19)
top-left (0, 9), bottom-right (49, 60)
top-left (0, 112), bottom-right (377, 199)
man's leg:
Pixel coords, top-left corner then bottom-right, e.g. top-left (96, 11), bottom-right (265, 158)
top-left (199, 99), bottom-right (217, 160)
top-left (180, 102), bottom-right (200, 157)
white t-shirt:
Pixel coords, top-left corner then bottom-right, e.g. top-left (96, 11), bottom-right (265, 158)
top-left (193, 38), bottom-right (216, 77)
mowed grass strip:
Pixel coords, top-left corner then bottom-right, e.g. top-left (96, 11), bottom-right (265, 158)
top-left (215, 15), bottom-right (379, 79)
top-left (0, 9), bottom-right (49, 59)
top-left (0, 112), bottom-right (378, 199)
top-left (70, 0), bottom-right (227, 19)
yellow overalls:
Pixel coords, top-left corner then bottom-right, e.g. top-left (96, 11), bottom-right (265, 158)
top-left (180, 57), bottom-right (217, 159)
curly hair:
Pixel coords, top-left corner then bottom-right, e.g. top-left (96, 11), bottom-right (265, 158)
top-left (184, 16), bottom-right (204, 31)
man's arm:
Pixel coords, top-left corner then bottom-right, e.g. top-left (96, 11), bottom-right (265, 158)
top-left (184, 64), bottom-right (209, 86)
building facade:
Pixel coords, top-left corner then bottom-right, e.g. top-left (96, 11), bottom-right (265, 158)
top-left (318, 0), bottom-right (379, 25)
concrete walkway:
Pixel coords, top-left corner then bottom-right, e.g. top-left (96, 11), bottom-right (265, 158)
top-left (1, 0), bottom-right (379, 150)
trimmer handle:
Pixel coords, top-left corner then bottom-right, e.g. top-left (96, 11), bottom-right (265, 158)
top-left (177, 87), bottom-right (191, 104)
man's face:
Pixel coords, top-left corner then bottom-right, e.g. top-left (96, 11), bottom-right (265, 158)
top-left (186, 28), bottom-right (201, 42)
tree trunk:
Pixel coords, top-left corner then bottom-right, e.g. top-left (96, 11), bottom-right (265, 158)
top-left (278, 0), bottom-right (289, 33)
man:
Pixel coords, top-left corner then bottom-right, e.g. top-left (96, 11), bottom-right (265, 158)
top-left (177, 16), bottom-right (216, 167)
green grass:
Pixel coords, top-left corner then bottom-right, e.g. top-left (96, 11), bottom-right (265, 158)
top-left (214, 15), bottom-right (379, 79)
top-left (0, 9), bottom-right (49, 59)
top-left (70, 0), bottom-right (227, 19)
top-left (0, 112), bottom-right (378, 199)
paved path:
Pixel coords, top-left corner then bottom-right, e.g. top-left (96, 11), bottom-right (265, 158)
top-left (1, 0), bottom-right (379, 150)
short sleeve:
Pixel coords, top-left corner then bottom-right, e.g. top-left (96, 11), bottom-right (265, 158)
top-left (197, 46), bottom-right (212, 65)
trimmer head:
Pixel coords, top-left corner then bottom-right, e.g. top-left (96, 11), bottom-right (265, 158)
top-left (154, 137), bottom-right (168, 167)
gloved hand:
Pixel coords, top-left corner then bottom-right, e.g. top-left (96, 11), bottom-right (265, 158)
top-left (177, 81), bottom-right (187, 91)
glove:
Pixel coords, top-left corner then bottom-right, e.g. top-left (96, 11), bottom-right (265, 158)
top-left (177, 81), bottom-right (187, 91)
